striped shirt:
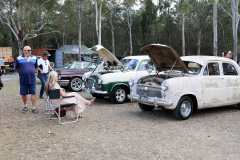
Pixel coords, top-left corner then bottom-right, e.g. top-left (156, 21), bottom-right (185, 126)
top-left (15, 54), bottom-right (38, 85)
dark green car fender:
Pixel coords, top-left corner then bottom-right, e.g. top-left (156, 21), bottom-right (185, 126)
top-left (101, 81), bottom-right (130, 96)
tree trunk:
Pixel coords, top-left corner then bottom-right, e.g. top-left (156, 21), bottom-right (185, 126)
top-left (98, 3), bottom-right (102, 45)
top-left (95, 2), bottom-right (99, 44)
top-left (231, 0), bottom-right (239, 62)
top-left (197, 30), bottom-right (202, 55)
top-left (181, 13), bottom-right (185, 56)
top-left (126, 8), bottom-right (133, 56)
top-left (78, 0), bottom-right (83, 61)
top-left (109, 14), bottom-right (115, 55)
top-left (213, 0), bottom-right (218, 56)
top-left (18, 29), bottom-right (24, 55)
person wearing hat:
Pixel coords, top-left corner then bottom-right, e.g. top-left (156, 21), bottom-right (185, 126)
top-left (222, 51), bottom-right (233, 59)
top-left (37, 51), bottom-right (53, 99)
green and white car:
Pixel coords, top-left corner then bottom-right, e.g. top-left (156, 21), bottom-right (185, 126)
top-left (82, 45), bottom-right (155, 104)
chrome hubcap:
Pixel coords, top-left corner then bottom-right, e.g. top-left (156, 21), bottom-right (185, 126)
top-left (115, 88), bottom-right (126, 102)
top-left (180, 101), bottom-right (191, 117)
top-left (72, 79), bottom-right (82, 91)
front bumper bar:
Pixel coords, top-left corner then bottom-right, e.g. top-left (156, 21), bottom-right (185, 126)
top-left (58, 80), bottom-right (69, 87)
top-left (82, 87), bottom-right (108, 95)
top-left (127, 93), bottom-right (173, 107)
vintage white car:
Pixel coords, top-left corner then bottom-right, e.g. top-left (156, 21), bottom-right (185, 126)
top-left (128, 44), bottom-right (240, 120)
top-left (82, 45), bottom-right (155, 104)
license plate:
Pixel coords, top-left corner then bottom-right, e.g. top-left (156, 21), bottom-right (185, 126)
top-left (85, 89), bottom-right (91, 94)
top-left (139, 96), bottom-right (148, 102)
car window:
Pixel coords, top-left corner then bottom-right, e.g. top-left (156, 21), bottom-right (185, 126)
top-left (138, 60), bottom-right (154, 71)
top-left (121, 59), bottom-right (138, 71)
top-left (222, 63), bottom-right (238, 75)
top-left (184, 61), bottom-right (202, 75)
top-left (63, 62), bottom-right (74, 69)
top-left (203, 62), bottom-right (220, 76)
top-left (76, 63), bottom-right (84, 69)
top-left (85, 62), bottom-right (101, 71)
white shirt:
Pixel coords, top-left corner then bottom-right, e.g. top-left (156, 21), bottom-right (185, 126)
top-left (38, 58), bottom-right (50, 73)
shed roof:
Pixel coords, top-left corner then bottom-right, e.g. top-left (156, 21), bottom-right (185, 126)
top-left (58, 45), bottom-right (97, 55)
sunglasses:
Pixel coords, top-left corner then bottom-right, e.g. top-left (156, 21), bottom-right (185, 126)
top-left (27, 50), bottom-right (32, 51)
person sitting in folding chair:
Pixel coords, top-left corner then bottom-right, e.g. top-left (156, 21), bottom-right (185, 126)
top-left (45, 71), bottom-right (96, 118)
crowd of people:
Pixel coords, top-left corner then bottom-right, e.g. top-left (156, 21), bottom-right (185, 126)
top-left (1, 45), bottom-right (95, 118)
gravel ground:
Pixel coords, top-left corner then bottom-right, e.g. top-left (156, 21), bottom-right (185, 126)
top-left (1, 74), bottom-right (240, 159)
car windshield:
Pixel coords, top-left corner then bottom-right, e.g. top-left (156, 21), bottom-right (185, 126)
top-left (75, 62), bottom-right (89, 69)
top-left (183, 61), bottom-right (202, 75)
top-left (85, 62), bottom-right (101, 71)
top-left (121, 59), bottom-right (138, 71)
top-left (62, 61), bottom-right (74, 69)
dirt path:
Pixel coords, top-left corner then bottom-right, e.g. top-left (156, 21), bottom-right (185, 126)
top-left (0, 78), bottom-right (240, 159)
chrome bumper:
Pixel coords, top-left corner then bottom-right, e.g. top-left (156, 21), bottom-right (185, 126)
top-left (58, 80), bottom-right (69, 87)
top-left (82, 86), bottom-right (108, 95)
top-left (127, 93), bottom-right (173, 107)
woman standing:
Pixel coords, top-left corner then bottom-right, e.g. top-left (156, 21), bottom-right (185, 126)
top-left (45, 71), bottom-right (95, 118)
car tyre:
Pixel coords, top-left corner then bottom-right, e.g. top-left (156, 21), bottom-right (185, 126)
top-left (68, 77), bottom-right (82, 92)
top-left (138, 103), bottom-right (155, 111)
top-left (173, 96), bottom-right (193, 120)
top-left (110, 86), bottom-right (128, 104)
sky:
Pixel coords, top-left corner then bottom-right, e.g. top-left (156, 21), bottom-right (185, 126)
top-left (133, 0), bottom-right (159, 10)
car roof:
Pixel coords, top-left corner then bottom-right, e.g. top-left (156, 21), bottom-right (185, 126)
top-left (181, 56), bottom-right (236, 66)
top-left (123, 55), bottom-right (150, 61)
top-left (72, 61), bottom-right (89, 63)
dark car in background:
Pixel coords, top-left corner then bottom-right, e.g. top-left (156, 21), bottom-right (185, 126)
top-left (56, 61), bottom-right (100, 91)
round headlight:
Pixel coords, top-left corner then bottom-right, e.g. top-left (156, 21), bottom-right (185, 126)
top-left (82, 74), bottom-right (86, 81)
top-left (161, 81), bottom-right (169, 91)
top-left (137, 78), bottom-right (143, 84)
top-left (129, 79), bottom-right (134, 87)
top-left (98, 77), bottom-right (103, 84)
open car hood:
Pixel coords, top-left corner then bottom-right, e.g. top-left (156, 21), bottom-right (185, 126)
top-left (140, 44), bottom-right (189, 73)
top-left (91, 45), bottom-right (125, 70)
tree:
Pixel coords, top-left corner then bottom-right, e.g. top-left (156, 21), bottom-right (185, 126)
top-left (104, 0), bottom-right (121, 55)
top-left (175, 0), bottom-right (190, 56)
top-left (213, 0), bottom-right (218, 56)
top-left (0, 0), bottom-right (58, 55)
top-left (140, 0), bottom-right (157, 44)
top-left (218, 0), bottom-right (239, 62)
top-left (95, 0), bottom-right (102, 45)
top-left (78, 0), bottom-right (85, 61)
top-left (122, 0), bottom-right (136, 56)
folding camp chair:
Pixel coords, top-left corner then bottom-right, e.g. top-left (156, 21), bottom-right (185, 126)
top-left (44, 91), bottom-right (53, 115)
top-left (48, 89), bottom-right (78, 124)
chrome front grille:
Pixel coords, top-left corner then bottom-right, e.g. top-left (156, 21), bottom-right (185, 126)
top-left (84, 79), bottom-right (94, 88)
top-left (136, 85), bottom-right (162, 98)
top-left (84, 78), bottom-right (101, 89)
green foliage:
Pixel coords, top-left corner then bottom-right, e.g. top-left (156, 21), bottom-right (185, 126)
top-left (0, 0), bottom-right (239, 58)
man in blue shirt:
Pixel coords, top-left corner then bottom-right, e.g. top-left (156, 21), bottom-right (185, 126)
top-left (15, 46), bottom-right (38, 113)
